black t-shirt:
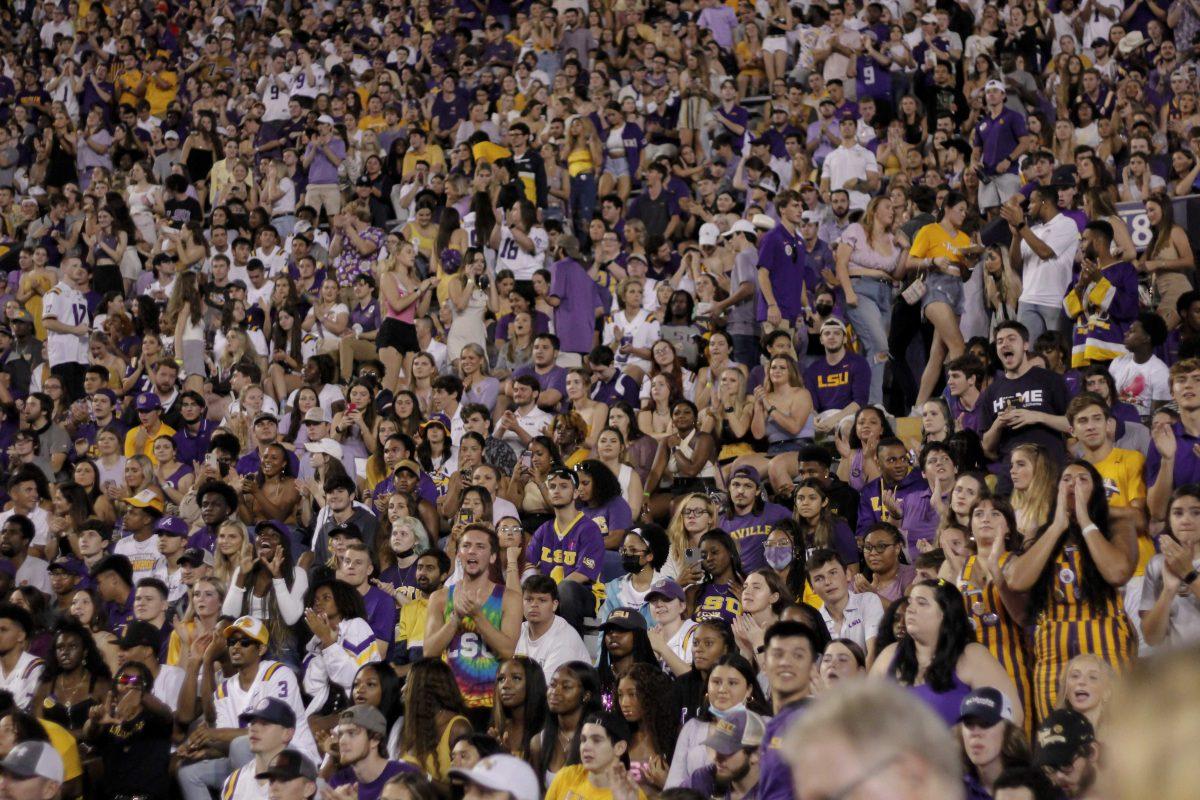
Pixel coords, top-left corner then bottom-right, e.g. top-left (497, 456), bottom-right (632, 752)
top-left (978, 365), bottom-right (1068, 467)
top-left (164, 196), bottom-right (203, 227)
top-left (95, 710), bottom-right (174, 799)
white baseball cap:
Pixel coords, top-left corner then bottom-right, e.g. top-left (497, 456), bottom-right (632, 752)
top-left (304, 437), bottom-right (344, 460)
top-left (723, 220), bottom-right (757, 238)
top-left (698, 222), bottom-right (721, 246)
top-left (317, 114), bottom-right (336, 126)
top-left (0, 742), bottom-right (64, 784)
top-left (751, 213), bottom-right (776, 231)
top-left (984, 79), bottom-right (1006, 94)
top-left (450, 755), bottom-right (539, 800)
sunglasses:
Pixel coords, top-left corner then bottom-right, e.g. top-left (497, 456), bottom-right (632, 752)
top-left (117, 674), bottom-right (143, 686)
top-left (227, 637), bottom-right (259, 648)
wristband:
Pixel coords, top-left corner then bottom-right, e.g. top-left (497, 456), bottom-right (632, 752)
top-left (1184, 569), bottom-right (1199, 586)
top-left (1081, 523), bottom-right (1100, 536)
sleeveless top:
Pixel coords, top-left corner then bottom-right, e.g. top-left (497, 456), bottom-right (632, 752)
top-left (385, 273), bottom-right (416, 324)
top-left (443, 583), bottom-right (506, 708)
top-left (667, 429), bottom-right (717, 480)
top-left (41, 674), bottom-right (99, 731)
top-left (567, 146), bottom-right (595, 177)
top-left (903, 666), bottom-right (973, 728)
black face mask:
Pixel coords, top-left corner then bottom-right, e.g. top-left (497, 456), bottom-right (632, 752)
top-left (621, 555), bottom-right (645, 575)
top-left (815, 303), bottom-right (834, 316)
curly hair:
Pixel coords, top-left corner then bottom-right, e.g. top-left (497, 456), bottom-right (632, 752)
top-left (41, 617), bottom-right (112, 683)
top-left (400, 658), bottom-right (469, 771)
top-left (616, 662), bottom-right (680, 761)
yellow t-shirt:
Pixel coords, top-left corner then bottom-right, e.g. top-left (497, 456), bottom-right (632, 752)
top-left (546, 765), bottom-right (648, 800)
top-left (401, 145), bottom-right (446, 178)
top-left (397, 596), bottom-right (429, 658)
top-left (909, 222), bottom-right (972, 266)
top-left (39, 719), bottom-right (83, 782)
top-left (144, 71), bottom-right (179, 117)
top-left (124, 422), bottom-right (177, 464)
top-left (1091, 446), bottom-right (1152, 575)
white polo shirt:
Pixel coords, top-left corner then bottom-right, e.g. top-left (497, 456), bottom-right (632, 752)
top-left (821, 142), bottom-right (879, 211)
top-left (819, 591), bottom-right (884, 652)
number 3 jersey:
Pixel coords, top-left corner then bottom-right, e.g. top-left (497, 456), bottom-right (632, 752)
top-left (214, 659), bottom-right (319, 761)
top-left (443, 583), bottom-right (506, 708)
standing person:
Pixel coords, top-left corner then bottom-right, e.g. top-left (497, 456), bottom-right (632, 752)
top-left (909, 192), bottom-right (974, 408)
top-left (547, 236), bottom-right (603, 367)
top-left (1140, 485), bottom-right (1200, 648)
top-left (1139, 191), bottom-right (1195, 331)
top-left (1147, 359), bottom-right (1200, 521)
top-left (756, 621), bottom-right (825, 800)
top-left (1003, 461), bottom-right (1138, 720)
top-left (971, 80), bottom-right (1034, 213)
top-left (40, 255), bottom-right (90, 401)
top-left (999, 186), bottom-right (1081, 343)
top-left (1107, 313), bottom-right (1169, 422)
top-left (1064, 220), bottom-right (1139, 367)
top-left (756, 190), bottom-right (807, 333)
top-left (856, 438), bottom-right (939, 555)
top-left (715, 221), bottom-right (762, 368)
top-left (301, 115), bottom-right (345, 221)
top-left (424, 525), bottom-right (521, 726)
top-left (980, 321), bottom-right (1071, 480)
top-left (524, 467), bottom-right (605, 630)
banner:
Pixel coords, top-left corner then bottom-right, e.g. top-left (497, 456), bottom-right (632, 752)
top-left (1116, 195), bottom-right (1200, 255)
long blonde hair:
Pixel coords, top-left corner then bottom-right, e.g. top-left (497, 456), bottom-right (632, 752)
top-left (1009, 444), bottom-right (1056, 542)
top-left (665, 492), bottom-right (718, 566)
top-left (213, 520), bottom-right (253, 586)
top-left (1055, 653), bottom-right (1115, 726)
top-left (860, 196), bottom-right (896, 251)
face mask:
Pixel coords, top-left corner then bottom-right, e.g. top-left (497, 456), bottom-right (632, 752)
top-left (764, 545), bottom-right (794, 570)
top-left (815, 303), bottom-right (834, 316)
top-left (622, 555), bottom-right (645, 575)
top-left (709, 702), bottom-right (747, 721)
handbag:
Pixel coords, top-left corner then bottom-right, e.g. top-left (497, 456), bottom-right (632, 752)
top-left (901, 276), bottom-right (927, 305)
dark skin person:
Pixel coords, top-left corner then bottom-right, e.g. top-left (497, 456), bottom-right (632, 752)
top-left (686, 539), bottom-right (743, 617)
top-left (535, 667), bottom-right (591, 774)
top-left (32, 631), bottom-right (113, 737)
top-left (493, 659), bottom-right (530, 757)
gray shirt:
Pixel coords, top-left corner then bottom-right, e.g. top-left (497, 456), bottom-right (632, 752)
top-left (1141, 553), bottom-right (1200, 647)
top-left (726, 248), bottom-right (758, 336)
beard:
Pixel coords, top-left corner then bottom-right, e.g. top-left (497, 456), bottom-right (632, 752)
top-left (713, 758), bottom-right (752, 790)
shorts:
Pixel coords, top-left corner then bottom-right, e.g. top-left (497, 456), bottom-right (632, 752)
top-left (977, 172), bottom-right (1022, 210)
top-left (376, 318), bottom-right (419, 354)
top-left (604, 156), bottom-right (630, 178)
top-left (763, 35), bottom-right (789, 53)
top-left (767, 439), bottom-right (806, 456)
top-left (922, 271), bottom-right (964, 317)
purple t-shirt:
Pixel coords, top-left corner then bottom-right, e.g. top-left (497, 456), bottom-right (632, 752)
top-left (1147, 421), bottom-right (1200, 487)
top-left (329, 761), bottom-right (419, 800)
top-left (756, 222), bottom-right (807, 324)
top-left (305, 137), bottom-right (345, 185)
top-left (717, 502), bottom-right (792, 573)
top-left (759, 700), bottom-right (809, 800)
top-left (362, 585), bottom-right (398, 651)
top-left (582, 497), bottom-right (633, 544)
top-left (805, 352), bottom-right (870, 413)
top-left (550, 257), bottom-right (603, 355)
top-left (527, 513), bottom-right (605, 583)
top-left (512, 363), bottom-right (569, 412)
top-left (379, 561), bottom-right (419, 591)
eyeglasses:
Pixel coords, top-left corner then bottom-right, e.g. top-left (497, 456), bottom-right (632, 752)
top-left (618, 549), bottom-right (648, 558)
top-left (227, 637), bottom-right (258, 649)
top-left (498, 525), bottom-right (523, 535)
top-left (683, 508), bottom-right (710, 518)
top-left (863, 543), bottom-right (896, 553)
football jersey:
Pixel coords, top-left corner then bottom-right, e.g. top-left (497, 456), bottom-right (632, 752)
top-left (113, 533), bottom-right (168, 586)
top-left (300, 618), bottom-right (379, 717)
top-left (495, 224), bottom-right (548, 281)
top-left (0, 651), bottom-right (44, 711)
top-left (220, 761), bottom-right (267, 800)
top-left (526, 513), bottom-right (604, 584)
top-left (214, 660), bottom-right (319, 761)
top-left (42, 281), bottom-right (89, 366)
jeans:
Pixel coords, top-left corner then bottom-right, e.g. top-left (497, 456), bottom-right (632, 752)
top-left (732, 334), bottom-right (759, 368)
top-left (177, 737), bottom-right (252, 800)
top-left (844, 278), bottom-right (894, 406)
top-left (570, 172), bottom-right (598, 240)
top-left (1017, 301), bottom-right (1063, 343)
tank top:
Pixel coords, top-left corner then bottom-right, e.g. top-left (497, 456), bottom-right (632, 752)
top-left (567, 146), bottom-right (595, 177)
top-left (385, 273), bottom-right (416, 324)
top-left (904, 668), bottom-right (973, 728)
top-left (443, 583), bottom-right (506, 708)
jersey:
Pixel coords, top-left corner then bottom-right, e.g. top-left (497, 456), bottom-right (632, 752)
top-left (692, 582), bottom-right (742, 625)
top-left (526, 513), bottom-right (605, 584)
top-left (214, 660), bottom-right (319, 761)
top-left (220, 761), bottom-right (267, 800)
top-left (443, 583), bottom-right (506, 709)
top-left (855, 54), bottom-right (892, 100)
top-left (0, 652), bottom-right (44, 711)
top-left (42, 281), bottom-right (89, 366)
top-left (301, 617), bottom-right (380, 715)
top-left (112, 532), bottom-right (168, 585)
top-left (397, 596), bottom-right (429, 663)
top-left (258, 73), bottom-right (293, 121)
top-left (958, 554), bottom-right (1033, 730)
top-left (546, 765), bottom-right (648, 800)
top-left (1091, 447), bottom-right (1151, 575)
top-left (290, 64), bottom-right (326, 100)
top-left (495, 225), bottom-right (548, 281)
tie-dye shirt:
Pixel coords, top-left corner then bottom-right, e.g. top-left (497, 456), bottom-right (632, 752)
top-left (443, 583), bottom-right (506, 708)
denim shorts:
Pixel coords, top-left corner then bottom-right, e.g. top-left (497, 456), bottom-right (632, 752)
top-left (922, 271), bottom-right (964, 317)
top-left (604, 155), bottom-right (630, 178)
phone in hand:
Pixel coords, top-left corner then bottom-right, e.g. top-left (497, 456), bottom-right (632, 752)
top-left (519, 450), bottom-right (533, 470)
top-left (458, 509), bottom-right (475, 526)
top-left (684, 547), bottom-right (702, 567)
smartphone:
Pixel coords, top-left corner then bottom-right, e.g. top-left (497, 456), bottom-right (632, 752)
top-left (519, 450), bottom-right (533, 470)
top-left (347, 402), bottom-right (358, 414)
top-left (684, 547), bottom-right (702, 567)
top-left (205, 453), bottom-right (218, 470)
top-left (458, 509), bottom-right (475, 526)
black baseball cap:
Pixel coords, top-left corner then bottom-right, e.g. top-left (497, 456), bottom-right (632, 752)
top-left (1035, 709), bottom-right (1095, 769)
top-left (116, 621), bottom-right (161, 651)
top-left (256, 748), bottom-right (317, 781)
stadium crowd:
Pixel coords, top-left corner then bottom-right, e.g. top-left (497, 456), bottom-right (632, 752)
top-left (3, 0), bottom-right (1200, 798)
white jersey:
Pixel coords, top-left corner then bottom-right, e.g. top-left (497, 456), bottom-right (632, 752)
top-left (153, 663), bottom-right (185, 712)
top-left (42, 281), bottom-right (89, 366)
top-left (257, 73), bottom-right (293, 121)
top-left (113, 533), bottom-right (168, 586)
top-left (495, 225), bottom-right (548, 281)
top-left (0, 651), bottom-right (45, 711)
top-left (602, 307), bottom-right (660, 373)
top-left (290, 63), bottom-right (326, 99)
top-left (300, 618), bottom-right (380, 717)
top-left (220, 761), bottom-right (269, 800)
top-left (214, 660), bottom-right (319, 761)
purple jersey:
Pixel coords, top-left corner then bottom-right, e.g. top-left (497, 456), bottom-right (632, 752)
top-left (855, 55), bottom-right (892, 100)
top-left (582, 497), bottom-right (633, 542)
top-left (362, 586), bottom-right (398, 653)
top-left (692, 582), bottom-right (742, 625)
top-left (805, 352), bottom-right (871, 413)
top-left (379, 561), bottom-right (419, 590)
top-left (717, 502), bottom-right (792, 573)
top-left (526, 512), bottom-right (605, 583)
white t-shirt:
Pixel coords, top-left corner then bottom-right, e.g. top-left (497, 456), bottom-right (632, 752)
top-left (153, 663), bottom-right (186, 712)
top-left (818, 591), bottom-right (884, 652)
top-left (290, 63), bottom-right (327, 99)
top-left (495, 405), bottom-right (553, 457)
top-left (14, 555), bottom-right (51, 596)
top-left (1018, 214), bottom-right (1080, 307)
top-left (821, 143), bottom-right (880, 210)
top-left (0, 507), bottom-right (51, 549)
top-left (1109, 353), bottom-right (1170, 419)
top-left (42, 281), bottom-right (89, 366)
top-left (0, 652), bottom-right (44, 711)
top-left (515, 616), bottom-right (592, 681)
top-left (496, 225), bottom-right (548, 281)
top-left (113, 533), bottom-right (168, 586)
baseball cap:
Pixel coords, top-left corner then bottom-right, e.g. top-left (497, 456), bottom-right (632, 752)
top-left (126, 489), bottom-right (165, 513)
top-left (164, 129), bottom-right (179, 140)
top-left (303, 437), bottom-right (344, 460)
top-left (450, 755), bottom-right (540, 800)
top-left (178, 547), bottom-right (214, 568)
top-left (703, 710), bottom-right (767, 755)
top-left (757, 176), bottom-right (778, 193)
top-left (0, 741), bottom-right (64, 783)
top-left (48, 557), bottom-right (85, 577)
top-left (395, 459), bottom-right (422, 476)
top-left (317, 114), bottom-right (335, 125)
top-left (729, 465), bottom-right (762, 485)
top-left (698, 222), bottom-right (721, 247)
top-left (599, 607), bottom-right (647, 631)
top-left (9, 309), bottom-right (32, 324)
top-left (1051, 164), bottom-right (1078, 187)
top-left (957, 687), bottom-right (1014, 728)
top-left (116, 621), bottom-right (162, 651)
top-left (801, 210), bottom-right (823, 225)
top-left (239, 698), bottom-right (297, 728)
top-left (984, 79), bottom-right (1006, 94)
top-left (253, 411), bottom-right (279, 425)
top-left (93, 388), bottom-right (118, 405)
top-left (256, 749), bottom-right (317, 782)
top-left (920, 12), bottom-right (938, 23)
top-left (154, 515), bottom-right (189, 537)
top-left (644, 579), bottom-right (685, 604)
top-left (420, 413), bottom-right (452, 432)
top-left (339, 704), bottom-right (387, 737)
top-left (223, 615), bottom-right (270, 646)
top-left (302, 407), bottom-right (330, 424)
top-left (751, 213), bottom-right (776, 231)
top-left (723, 220), bottom-right (757, 238)
top-left (1034, 709), bottom-right (1095, 769)
top-left (821, 317), bottom-right (848, 333)
top-left (135, 392), bottom-right (161, 412)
